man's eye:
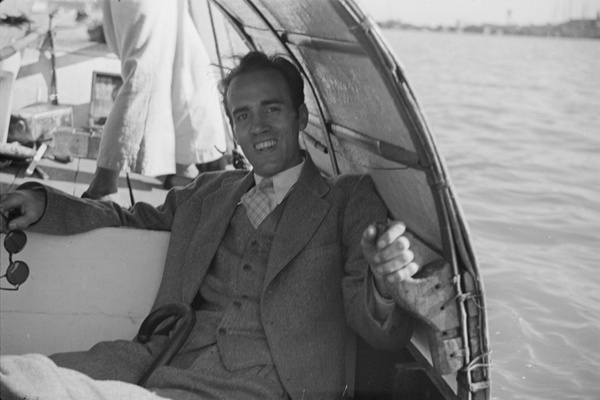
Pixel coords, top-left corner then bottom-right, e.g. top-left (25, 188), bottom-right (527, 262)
top-left (235, 113), bottom-right (248, 122)
top-left (265, 106), bottom-right (280, 113)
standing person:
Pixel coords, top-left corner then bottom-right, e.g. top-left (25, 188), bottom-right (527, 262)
top-left (0, 51), bottom-right (420, 400)
top-left (84, 0), bottom-right (228, 203)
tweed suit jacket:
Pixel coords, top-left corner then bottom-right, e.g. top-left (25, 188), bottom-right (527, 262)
top-left (26, 156), bottom-right (414, 399)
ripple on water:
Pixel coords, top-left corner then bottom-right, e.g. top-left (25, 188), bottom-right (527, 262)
top-left (386, 30), bottom-right (600, 400)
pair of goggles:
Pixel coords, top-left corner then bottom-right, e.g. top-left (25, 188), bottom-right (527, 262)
top-left (1, 215), bottom-right (30, 290)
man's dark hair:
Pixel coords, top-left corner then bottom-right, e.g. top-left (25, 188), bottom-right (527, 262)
top-left (219, 51), bottom-right (305, 119)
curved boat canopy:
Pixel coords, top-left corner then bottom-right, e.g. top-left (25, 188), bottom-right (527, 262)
top-left (191, 1), bottom-right (491, 399)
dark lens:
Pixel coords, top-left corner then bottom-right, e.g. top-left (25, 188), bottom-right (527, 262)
top-left (6, 260), bottom-right (29, 286)
top-left (4, 230), bottom-right (27, 254)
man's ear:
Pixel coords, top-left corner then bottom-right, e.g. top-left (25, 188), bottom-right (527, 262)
top-left (298, 103), bottom-right (308, 131)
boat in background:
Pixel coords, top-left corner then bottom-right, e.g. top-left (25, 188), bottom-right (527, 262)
top-left (1, 1), bottom-right (491, 399)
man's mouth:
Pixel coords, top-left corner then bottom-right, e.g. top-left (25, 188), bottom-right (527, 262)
top-left (254, 140), bottom-right (277, 151)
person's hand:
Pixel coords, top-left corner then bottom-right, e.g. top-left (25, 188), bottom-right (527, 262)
top-left (0, 190), bottom-right (46, 233)
top-left (361, 221), bottom-right (420, 299)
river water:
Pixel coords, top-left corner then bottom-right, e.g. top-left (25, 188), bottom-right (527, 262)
top-left (384, 29), bottom-right (600, 400)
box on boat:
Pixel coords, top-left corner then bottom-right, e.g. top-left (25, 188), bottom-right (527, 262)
top-left (89, 71), bottom-right (122, 129)
top-left (52, 128), bottom-right (102, 159)
top-left (8, 103), bottom-right (74, 144)
top-left (46, 71), bottom-right (121, 159)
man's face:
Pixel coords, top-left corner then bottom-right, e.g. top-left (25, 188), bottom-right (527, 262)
top-left (226, 68), bottom-right (308, 177)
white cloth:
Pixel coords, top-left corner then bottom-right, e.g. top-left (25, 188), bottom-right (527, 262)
top-left (98, 0), bottom-right (228, 176)
top-left (0, 354), bottom-right (168, 400)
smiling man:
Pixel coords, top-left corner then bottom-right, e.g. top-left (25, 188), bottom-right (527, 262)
top-left (224, 55), bottom-right (307, 178)
top-left (0, 51), bottom-right (419, 400)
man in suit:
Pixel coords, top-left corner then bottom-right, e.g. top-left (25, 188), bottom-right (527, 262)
top-left (0, 51), bottom-right (419, 400)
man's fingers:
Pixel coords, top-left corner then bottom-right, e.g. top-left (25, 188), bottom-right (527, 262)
top-left (372, 235), bottom-right (410, 263)
top-left (371, 249), bottom-right (415, 275)
top-left (0, 191), bottom-right (45, 231)
top-left (0, 194), bottom-right (22, 231)
top-left (384, 262), bottom-right (420, 284)
top-left (375, 221), bottom-right (406, 249)
top-left (361, 223), bottom-right (378, 246)
top-left (5, 215), bottom-right (33, 231)
top-left (0, 193), bottom-right (21, 212)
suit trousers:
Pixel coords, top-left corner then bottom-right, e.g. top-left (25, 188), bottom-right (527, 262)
top-left (1, 343), bottom-right (287, 400)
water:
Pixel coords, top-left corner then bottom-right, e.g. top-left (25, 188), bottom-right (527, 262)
top-left (384, 30), bottom-right (600, 400)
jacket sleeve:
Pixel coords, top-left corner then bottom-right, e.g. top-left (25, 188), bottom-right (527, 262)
top-left (16, 180), bottom-right (198, 235)
top-left (341, 175), bottom-right (415, 351)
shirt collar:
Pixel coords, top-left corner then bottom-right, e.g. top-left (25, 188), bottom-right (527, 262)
top-left (254, 159), bottom-right (305, 205)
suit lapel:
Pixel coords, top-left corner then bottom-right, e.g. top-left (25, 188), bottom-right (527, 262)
top-left (180, 172), bottom-right (254, 302)
top-left (264, 158), bottom-right (330, 289)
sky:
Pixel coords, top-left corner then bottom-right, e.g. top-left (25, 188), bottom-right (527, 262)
top-left (357, 0), bottom-right (600, 26)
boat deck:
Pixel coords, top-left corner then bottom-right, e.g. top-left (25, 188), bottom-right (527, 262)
top-left (0, 156), bottom-right (168, 208)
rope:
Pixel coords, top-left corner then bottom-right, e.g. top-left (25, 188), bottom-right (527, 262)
top-left (441, 290), bottom-right (483, 311)
top-left (460, 350), bottom-right (492, 373)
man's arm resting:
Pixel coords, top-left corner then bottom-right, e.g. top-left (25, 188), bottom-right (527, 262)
top-left (0, 183), bottom-right (47, 232)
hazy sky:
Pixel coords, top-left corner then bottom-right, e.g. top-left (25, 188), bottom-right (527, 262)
top-left (357, 0), bottom-right (600, 26)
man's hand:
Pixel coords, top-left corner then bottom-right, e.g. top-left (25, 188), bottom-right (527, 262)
top-left (0, 190), bottom-right (46, 233)
top-left (361, 221), bottom-right (420, 299)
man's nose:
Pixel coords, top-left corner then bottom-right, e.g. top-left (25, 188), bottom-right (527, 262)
top-left (250, 115), bottom-right (268, 134)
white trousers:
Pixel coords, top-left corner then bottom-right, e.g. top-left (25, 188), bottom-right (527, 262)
top-left (99, 0), bottom-right (228, 176)
top-left (0, 354), bottom-right (169, 400)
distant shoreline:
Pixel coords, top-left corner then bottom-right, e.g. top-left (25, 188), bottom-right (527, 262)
top-left (377, 17), bottom-right (600, 40)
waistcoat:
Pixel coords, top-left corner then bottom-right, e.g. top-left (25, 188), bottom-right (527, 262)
top-left (181, 198), bottom-right (288, 371)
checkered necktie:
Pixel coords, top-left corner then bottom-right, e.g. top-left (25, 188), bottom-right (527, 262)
top-left (241, 178), bottom-right (274, 228)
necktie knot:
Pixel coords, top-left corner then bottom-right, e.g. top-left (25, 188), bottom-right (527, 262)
top-left (258, 177), bottom-right (273, 191)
